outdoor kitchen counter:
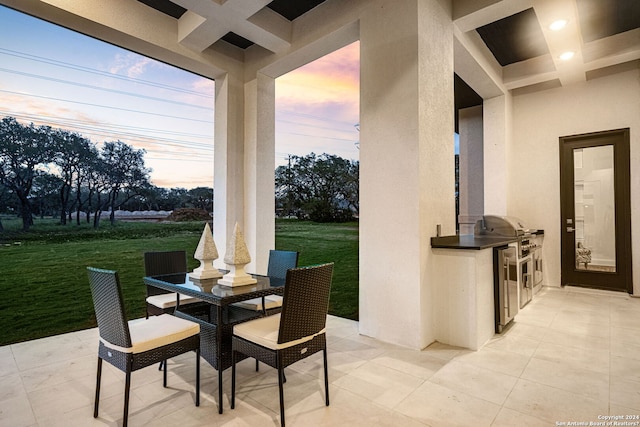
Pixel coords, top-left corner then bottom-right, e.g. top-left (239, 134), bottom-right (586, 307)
top-left (430, 234), bottom-right (517, 250)
top-left (430, 234), bottom-right (510, 351)
top-left (430, 230), bottom-right (544, 250)
top-left (429, 229), bottom-right (545, 351)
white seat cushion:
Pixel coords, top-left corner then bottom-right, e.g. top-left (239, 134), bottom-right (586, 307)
top-left (232, 296), bottom-right (282, 311)
top-left (146, 293), bottom-right (200, 309)
top-left (233, 314), bottom-right (325, 350)
top-left (101, 314), bottom-right (200, 354)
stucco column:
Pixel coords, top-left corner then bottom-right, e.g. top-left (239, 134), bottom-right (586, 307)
top-left (483, 94), bottom-right (512, 215)
top-left (359, 0), bottom-right (454, 349)
top-left (458, 105), bottom-right (484, 234)
top-left (213, 72), bottom-right (245, 268)
top-left (243, 73), bottom-right (276, 274)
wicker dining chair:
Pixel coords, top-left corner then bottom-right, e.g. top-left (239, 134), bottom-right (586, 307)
top-left (144, 250), bottom-right (202, 317)
top-left (88, 267), bottom-right (201, 427)
top-left (232, 249), bottom-right (299, 313)
top-left (231, 263), bottom-right (334, 427)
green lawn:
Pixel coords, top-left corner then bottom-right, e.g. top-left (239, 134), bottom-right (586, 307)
top-left (0, 218), bottom-right (358, 346)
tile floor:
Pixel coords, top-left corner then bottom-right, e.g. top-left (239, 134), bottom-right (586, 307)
top-left (1, 286), bottom-right (640, 426)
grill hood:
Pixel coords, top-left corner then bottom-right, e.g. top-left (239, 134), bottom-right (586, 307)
top-left (476, 215), bottom-right (532, 237)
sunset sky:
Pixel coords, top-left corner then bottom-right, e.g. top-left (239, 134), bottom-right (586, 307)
top-left (0, 5), bottom-right (360, 189)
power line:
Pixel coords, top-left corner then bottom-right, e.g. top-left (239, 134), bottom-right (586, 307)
top-left (0, 90), bottom-right (212, 124)
top-left (0, 67), bottom-right (211, 110)
top-left (0, 48), bottom-right (214, 99)
top-left (279, 131), bottom-right (357, 143)
top-left (0, 111), bottom-right (213, 140)
top-left (277, 118), bottom-right (358, 134)
top-left (276, 110), bottom-right (358, 127)
top-left (2, 111), bottom-right (213, 151)
top-left (146, 156), bottom-right (213, 163)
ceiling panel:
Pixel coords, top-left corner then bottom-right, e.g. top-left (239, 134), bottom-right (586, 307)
top-left (137, 0), bottom-right (185, 19)
top-left (266, 0), bottom-right (327, 21)
top-left (221, 32), bottom-right (254, 49)
top-left (577, 0), bottom-right (640, 42)
top-left (476, 8), bottom-right (549, 66)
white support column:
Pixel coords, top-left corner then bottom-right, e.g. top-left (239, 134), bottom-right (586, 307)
top-left (458, 105), bottom-right (484, 234)
top-left (243, 73), bottom-right (276, 274)
top-left (359, 0), bottom-right (454, 349)
top-left (213, 72), bottom-right (245, 268)
top-left (483, 94), bottom-right (512, 215)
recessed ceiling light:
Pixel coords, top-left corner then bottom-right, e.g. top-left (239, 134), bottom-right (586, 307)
top-left (559, 51), bottom-right (575, 61)
top-left (550, 19), bottom-right (568, 31)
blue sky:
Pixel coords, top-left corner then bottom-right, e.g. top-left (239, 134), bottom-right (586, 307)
top-left (0, 5), bottom-right (361, 189)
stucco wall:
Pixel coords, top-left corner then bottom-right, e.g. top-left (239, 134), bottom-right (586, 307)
top-left (509, 69), bottom-right (640, 295)
top-left (359, 0), bottom-right (454, 349)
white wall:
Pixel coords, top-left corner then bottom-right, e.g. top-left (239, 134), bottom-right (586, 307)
top-left (483, 94), bottom-right (512, 215)
top-left (510, 69), bottom-right (640, 294)
top-left (459, 105), bottom-right (484, 234)
top-left (359, 0), bottom-right (454, 349)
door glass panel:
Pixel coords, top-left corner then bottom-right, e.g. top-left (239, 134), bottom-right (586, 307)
top-left (573, 146), bottom-right (616, 272)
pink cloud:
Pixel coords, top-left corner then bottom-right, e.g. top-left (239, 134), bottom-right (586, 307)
top-left (276, 42), bottom-right (359, 124)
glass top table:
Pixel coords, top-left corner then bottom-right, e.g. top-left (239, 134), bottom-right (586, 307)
top-left (143, 272), bottom-right (285, 414)
top-left (143, 272), bottom-right (285, 306)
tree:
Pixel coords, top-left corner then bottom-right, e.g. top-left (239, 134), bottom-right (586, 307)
top-left (100, 140), bottom-right (150, 226)
top-left (52, 129), bottom-right (93, 225)
top-left (0, 117), bottom-right (56, 231)
top-left (187, 187), bottom-right (213, 212)
top-left (73, 143), bottom-right (99, 225)
top-left (0, 183), bottom-right (14, 231)
top-left (275, 153), bottom-right (359, 222)
top-left (87, 153), bottom-right (110, 228)
top-left (168, 187), bottom-right (189, 209)
top-left (32, 172), bottom-right (63, 218)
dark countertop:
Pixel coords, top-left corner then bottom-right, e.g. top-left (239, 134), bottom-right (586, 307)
top-left (431, 235), bottom-right (517, 250)
top-left (431, 229), bottom-right (544, 250)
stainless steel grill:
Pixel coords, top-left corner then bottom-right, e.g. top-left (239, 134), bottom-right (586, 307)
top-left (479, 215), bottom-right (531, 237)
top-left (475, 215), bottom-right (536, 257)
top-left (477, 215), bottom-right (540, 309)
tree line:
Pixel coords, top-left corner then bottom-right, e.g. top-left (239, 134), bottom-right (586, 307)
top-left (275, 153), bottom-right (358, 222)
top-left (0, 117), bottom-right (212, 231)
top-left (1, 116), bottom-right (360, 231)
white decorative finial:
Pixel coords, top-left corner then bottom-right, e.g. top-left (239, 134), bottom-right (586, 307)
top-left (189, 222), bottom-right (223, 281)
top-left (218, 222), bottom-right (257, 287)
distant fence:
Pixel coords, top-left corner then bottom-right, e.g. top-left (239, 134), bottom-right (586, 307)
top-left (103, 210), bottom-right (171, 221)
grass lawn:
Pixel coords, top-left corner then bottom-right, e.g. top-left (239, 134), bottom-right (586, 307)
top-left (0, 218), bottom-right (358, 346)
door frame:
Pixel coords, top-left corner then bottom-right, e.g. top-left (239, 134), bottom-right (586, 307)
top-left (559, 128), bottom-right (632, 293)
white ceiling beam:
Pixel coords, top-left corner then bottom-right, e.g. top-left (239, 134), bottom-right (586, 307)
top-left (582, 28), bottom-right (640, 64)
top-left (453, 26), bottom-right (506, 99)
top-left (247, 7), bottom-right (292, 45)
top-left (173, 0), bottom-right (290, 53)
top-left (178, 11), bottom-right (227, 52)
top-left (534, 0), bottom-right (586, 86)
top-left (503, 54), bottom-right (559, 89)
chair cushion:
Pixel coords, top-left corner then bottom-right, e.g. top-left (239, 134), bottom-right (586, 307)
top-left (146, 293), bottom-right (200, 309)
top-left (232, 296), bottom-right (282, 311)
top-left (233, 313), bottom-right (325, 350)
top-left (101, 314), bottom-right (200, 354)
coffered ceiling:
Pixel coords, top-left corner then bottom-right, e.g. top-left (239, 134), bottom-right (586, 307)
top-left (4, 0), bottom-right (636, 110)
top-left (136, 0), bottom-right (327, 53)
top-left (455, 0), bottom-right (640, 96)
top-left (134, 0), bottom-right (639, 114)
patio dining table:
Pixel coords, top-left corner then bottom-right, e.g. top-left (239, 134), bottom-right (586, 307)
top-left (143, 272), bottom-right (285, 414)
